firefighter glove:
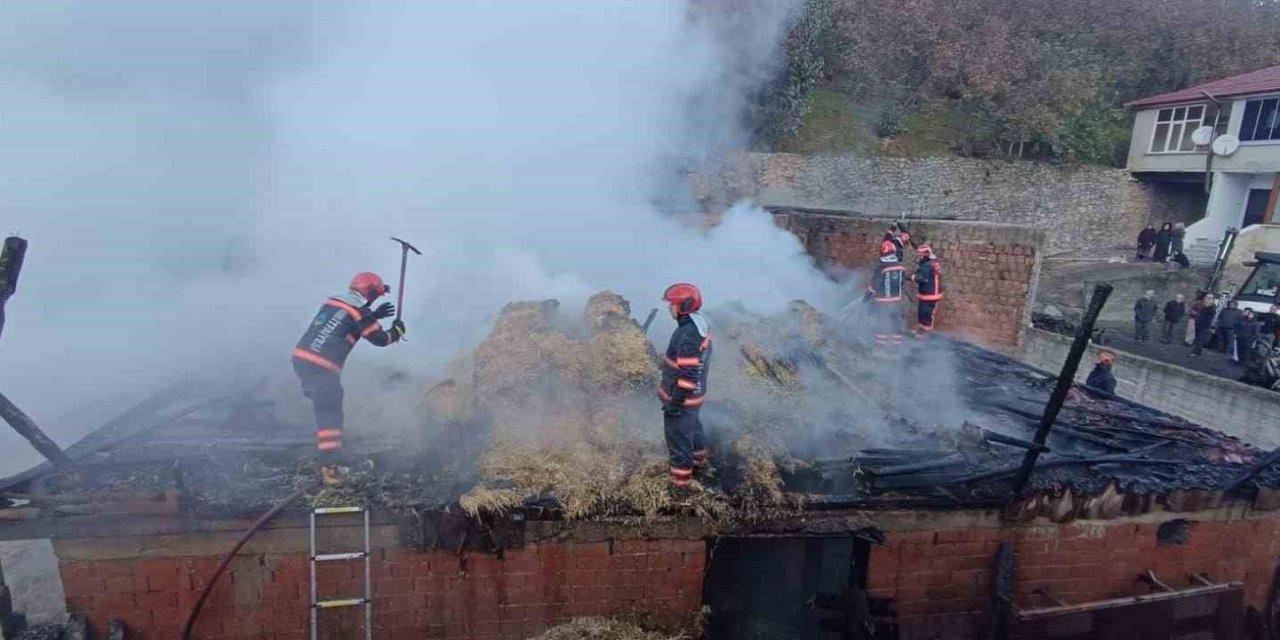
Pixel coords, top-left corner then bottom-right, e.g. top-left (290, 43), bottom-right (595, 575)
top-left (372, 302), bottom-right (396, 320)
top-left (391, 319), bottom-right (407, 341)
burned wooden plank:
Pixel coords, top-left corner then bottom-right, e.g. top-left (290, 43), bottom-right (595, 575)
top-left (982, 430), bottom-right (1049, 453)
top-left (954, 455), bottom-right (1187, 487)
top-left (1224, 446), bottom-right (1280, 493)
top-left (861, 453), bottom-right (965, 477)
top-left (1051, 425), bottom-right (1129, 453)
top-left (0, 392), bottom-right (71, 468)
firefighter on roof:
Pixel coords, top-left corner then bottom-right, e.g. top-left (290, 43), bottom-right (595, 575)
top-left (865, 238), bottom-right (906, 348)
top-left (888, 222), bottom-right (912, 262)
top-left (292, 272), bottom-right (406, 485)
top-left (657, 283), bottom-right (712, 489)
top-left (912, 243), bottom-right (943, 334)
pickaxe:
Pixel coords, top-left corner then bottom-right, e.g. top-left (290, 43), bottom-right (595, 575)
top-left (390, 237), bottom-right (422, 323)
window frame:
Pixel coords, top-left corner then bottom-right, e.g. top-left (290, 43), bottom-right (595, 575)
top-left (1147, 104), bottom-right (1207, 154)
top-left (1239, 94), bottom-right (1280, 145)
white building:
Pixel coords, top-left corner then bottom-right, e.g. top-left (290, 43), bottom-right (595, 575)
top-left (1127, 64), bottom-right (1280, 261)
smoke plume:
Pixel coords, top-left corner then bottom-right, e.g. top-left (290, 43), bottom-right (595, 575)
top-left (0, 1), bottom-right (858, 474)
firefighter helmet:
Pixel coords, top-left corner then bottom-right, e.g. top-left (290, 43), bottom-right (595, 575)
top-left (350, 272), bottom-right (389, 302)
top-left (663, 282), bottom-right (703, 315)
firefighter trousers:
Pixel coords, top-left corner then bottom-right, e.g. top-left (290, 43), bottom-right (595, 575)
top-left (664, 406), bottom-right (706, 481)
top-left (293, 359), bottom-right (345, 462)
top-left (917, 301), bottom-right (939, 332)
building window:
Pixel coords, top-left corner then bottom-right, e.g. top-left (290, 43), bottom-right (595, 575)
top-left (1150, 105), bottom-right (1205, 153)
top-left (1240, 97), bottom-right (1280, 142)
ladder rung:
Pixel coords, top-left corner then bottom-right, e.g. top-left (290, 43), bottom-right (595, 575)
top-left (314, 552), bottom-right (367, 562)
top-left (314, 506), bottom-right (365, 514)
top-left (315, 598), bottom-right (368, 609)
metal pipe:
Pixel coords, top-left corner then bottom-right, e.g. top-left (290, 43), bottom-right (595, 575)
top-left (1201, 90), bottom-right (1220, 196)
top-left (1011, 284), bottom-right (1113, 493)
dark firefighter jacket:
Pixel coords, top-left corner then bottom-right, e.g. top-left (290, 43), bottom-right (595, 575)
top-left (292, 291), bottom-right (398, 373)
top-left (915, 259), bottom-right (943, 302)
top-left (658, 313), bottom-right (712, 408)
top-left (866, 262), bottom-right (905, 302)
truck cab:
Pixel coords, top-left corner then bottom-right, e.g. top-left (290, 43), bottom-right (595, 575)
top-left (1238, 252), bottom-right (1280, 314)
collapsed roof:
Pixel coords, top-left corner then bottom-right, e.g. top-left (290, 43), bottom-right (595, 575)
top-left (0, 292), bottom-right (1272, 528)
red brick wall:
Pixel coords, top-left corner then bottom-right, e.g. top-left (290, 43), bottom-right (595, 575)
top-left (59, 539), bottom-right (705, 640)
top-left (867, 518), bottom-right (1280, 640)
top-left (775, 212), bottom-right (1044, 347)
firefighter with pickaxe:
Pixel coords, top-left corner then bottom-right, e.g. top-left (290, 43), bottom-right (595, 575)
top-left (291, 237), bottom-right (421, 485)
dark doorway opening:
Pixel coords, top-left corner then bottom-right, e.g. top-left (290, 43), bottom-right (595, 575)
top-left (1244, 188), bottom-right (1272, 228)
top-left (703, 535), bottom-right (892, 639)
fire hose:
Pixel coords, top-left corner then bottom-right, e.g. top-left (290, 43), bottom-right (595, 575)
top-left (180, 480), bottom-right (319, 640)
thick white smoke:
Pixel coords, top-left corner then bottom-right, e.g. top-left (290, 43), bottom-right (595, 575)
top-left (0, 1), bottom-right (847, 474)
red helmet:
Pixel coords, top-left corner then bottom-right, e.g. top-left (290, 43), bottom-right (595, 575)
top-left (879, 239), bottom-right (896, 257)
top-left (350, 272), bottom-right (389, 301)
top-left (663, 282), bottom-right (703, 315)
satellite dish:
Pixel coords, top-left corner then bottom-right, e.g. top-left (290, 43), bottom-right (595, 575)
top-left (1191, 126), bottom-right (1215, 146)
top-left (1213, 134), bottom-right (1240, 156)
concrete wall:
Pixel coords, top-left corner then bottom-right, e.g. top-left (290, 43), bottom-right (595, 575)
top-left (1019, 328), bottom-right (1280, 448)
top-left (1190, 172), bottom-right (1278, 245)
top-left (699, 153), bottom-right (1193, 255)
top-left (775, 212), bottom-right (1044, 347)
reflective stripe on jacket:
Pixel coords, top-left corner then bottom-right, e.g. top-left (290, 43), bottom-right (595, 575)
top-left (292, 291), bottom-right (396, 372)
top-left (658, 313), bottom-right (712, 408)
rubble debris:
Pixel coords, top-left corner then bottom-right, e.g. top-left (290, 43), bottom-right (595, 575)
top-left (3, 291), bottom-right (1274, 525)
top-left (531, 617), bottom-right (688, 640)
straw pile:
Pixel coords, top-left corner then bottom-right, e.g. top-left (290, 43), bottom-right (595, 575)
top-left (531, 617), bottom-right (688, 640)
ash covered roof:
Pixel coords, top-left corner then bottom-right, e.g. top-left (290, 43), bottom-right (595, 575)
top-left (0, 295), bottom-right (1271, 527)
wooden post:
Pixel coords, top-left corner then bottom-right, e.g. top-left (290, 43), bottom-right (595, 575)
top-left (0, 392), bottom-right (71, 468)
top-left (0, 236), bottom-right (27, 345)
top-left (1012, 284), bottom-right (1113, 493)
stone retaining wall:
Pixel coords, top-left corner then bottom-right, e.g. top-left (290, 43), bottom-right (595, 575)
top-left (700, 153), bottom-right (1202, 255)
top-left (776, 212), bottom-right (1045, 347)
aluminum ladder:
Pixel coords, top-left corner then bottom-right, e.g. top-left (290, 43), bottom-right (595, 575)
top-left (310, 506), bottom-right (373, 640)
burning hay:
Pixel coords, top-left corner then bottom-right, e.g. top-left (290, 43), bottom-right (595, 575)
top-left (454, 291), bottom-right (818, 524)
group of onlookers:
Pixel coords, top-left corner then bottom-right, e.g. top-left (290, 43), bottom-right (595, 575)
top-left (1135, 222), bottom-right (1190, 268)
top-left (1132, 289), bottom-right (1280, 362)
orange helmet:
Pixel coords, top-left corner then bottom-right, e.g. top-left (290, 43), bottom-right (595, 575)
top-left (350, 272), bottom-right (389, 301)
top-left (663, 282), bottom-right (703, 315)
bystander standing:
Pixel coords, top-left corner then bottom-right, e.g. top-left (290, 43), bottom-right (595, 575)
top-left (1217, 300), bottom-right (1243, 360)
top-left (1161, 293), bottom-right (1185, 343)
top-left (1136, 225), bottom-right (1156, 261)
top-left (1134, 290), bottom-right (1156, 341)
top-left (1236, 309), bottom-right (1260, 365)
top-left (1191, 293), bottom-right (1216, 356)
top-left (1154, 223), bottom-right (1173, 262)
